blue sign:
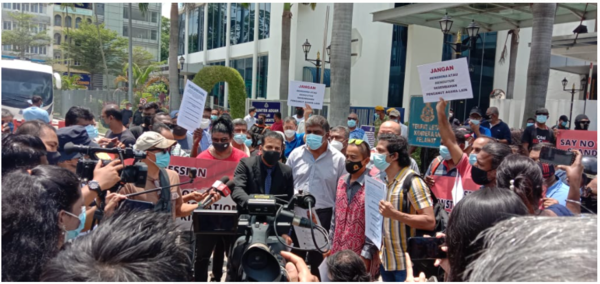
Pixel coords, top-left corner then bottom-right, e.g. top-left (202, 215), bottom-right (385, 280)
top-left (360, 125), bottom-right (375, 147)
top-left (407, 96), bottom-right (449, 148)
top-left (63, 72), bottom-right (91, 90)
top-left (251, 101), bottom-right (281, 125)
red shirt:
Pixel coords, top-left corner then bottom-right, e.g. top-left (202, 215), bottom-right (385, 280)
top-left (196, 146), bottom-right (248, 162)
top-left (270, 120), bottom-right (284, 132)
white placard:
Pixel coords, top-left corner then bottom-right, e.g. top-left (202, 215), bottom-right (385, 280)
top-left (288, 80), bottom-right (326, 109)
top-left (319, 257), bottom-right (330, 282)
top-left (364, 176), bottom-right (386, 250)
top-left (177, 80), bottom-right (208, 132)
top-left (417, 57), bottom-right (473, 103)
top-left (293, 207), bottom-right (328, 250)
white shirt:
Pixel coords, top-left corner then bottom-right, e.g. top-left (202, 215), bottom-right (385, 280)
top-left (244, 114), bottom-right (256, 130)
top-left (286, 143), bottom-right (346, 210)
top-left (400, 124), bottom-right (408, 139)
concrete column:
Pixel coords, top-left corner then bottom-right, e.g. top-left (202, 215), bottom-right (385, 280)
top-left (224, 3), bottom-right (231, 109)
top-left (251, 3), bottom-right (259, 99)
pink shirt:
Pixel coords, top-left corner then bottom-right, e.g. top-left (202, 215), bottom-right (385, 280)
top-left (196, 146), bottom-right (248, 162)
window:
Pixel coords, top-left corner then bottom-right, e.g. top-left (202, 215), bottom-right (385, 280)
top-left (40, 46), bottom-right (46, 55)
top-left (54, 15), bottom-right (62, 26)
top-left (54, 51), bottom-right (61, 60)
top-left (74, 60), bottom-right (81, 66)
top-left (151, 30), bottom-right (157, 40)
top-left (188, 6), bottom-right (199, 52)
top-left (3, 21), bottom-right (11, 30)
top-left (12, 3), bottom-right (20, 10)
top-left (178, 12), bottom-right (185, 55)
top-left (31, 26), bottom-right (37, 33)
top-left (65, 16), bottom-right (72, 28)
top-left (32, 3), bottom-right (38, 13)
top-left (95, 4), bottom-right (104, 16)
top-left (3, 3), bottom-right (11, 9)
top-left (230, 57), bottom-right (254, 98)
top-left (39, 23), bottom-right (46, 32)
top-left (3, 45), bottom-right (12, 51)
top-left (31, 46), bottom-right (38, 54)
top-left (22, 3), bottom-right (29, 12)
top-left (75, 17), bottom-right (81, 28)
top-left (123, 26), bottom-right (128, 36)
top-left (54, 33), bottom-right (61, 45)
top-left (208, 3), bottom-right (227, 50)
top-left (256, 55), bottom-right (268, 98)
top-left (258, 3), bottom-right (270, 40)
top-left (132, 27), bottom-right (149, 39)
top-left (151, 12), bottom-right (158, 23)
top-left (207, 61), bottom-right (226, 105)
top-left (40, 3), bottom-right (45, 13)
top-left (123, 6), bottom-right (128, 18)
top-left (230, 3), bottom-right (256, 45)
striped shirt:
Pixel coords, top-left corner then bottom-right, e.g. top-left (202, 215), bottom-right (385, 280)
top-left (380, 167), bottom-right (433, 272)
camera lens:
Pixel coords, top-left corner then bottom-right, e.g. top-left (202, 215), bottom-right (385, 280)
top-left (246, 249), bottom-right (269, 270)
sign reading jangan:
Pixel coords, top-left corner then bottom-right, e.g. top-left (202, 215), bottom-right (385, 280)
top-left (417, 57), bottom-right (473, 103)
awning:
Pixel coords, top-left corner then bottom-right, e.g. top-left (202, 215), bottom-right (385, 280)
top-left (372, 3), bottom-right (597, 33)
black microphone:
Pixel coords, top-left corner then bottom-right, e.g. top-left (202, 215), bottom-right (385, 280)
top-left (64, 142), bottom-right (122, 155)
top-left (199, 176), bottom-right (231, 208)
top-left (278, 209), bottom-right (317, 228)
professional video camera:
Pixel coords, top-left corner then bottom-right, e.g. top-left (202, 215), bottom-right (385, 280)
top-left (229, 192), bottom-right (330, 282)
top-left (65, 142), bottom-right (148, 189)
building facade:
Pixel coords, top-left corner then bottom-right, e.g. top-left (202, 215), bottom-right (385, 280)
top-left (2, 3), bottom-right (53, 62)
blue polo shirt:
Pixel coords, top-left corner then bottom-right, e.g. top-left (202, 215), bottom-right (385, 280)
top-left (474, 126), bottom-right (492, 138)
top-left (490, 120), bottom-right (512, 144)
top-left (546, 179), bottom-right (570, 207)
top-left (284, 133), bottom-right (305, 158)
top-left (23, 106), bottom-right (50, 123)
top-left (349, 128), bottom-right (365, 140)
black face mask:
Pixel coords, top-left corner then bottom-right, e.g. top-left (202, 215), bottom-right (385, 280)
top-left (345, 160), bottom-right (364, 175)
top-left (47, 151), bottom-right (61, 165)
top-left (471, 165), bottom-right (491, 185)
top-left (262, 150), bottom-right (281, 166)
top-left (257, 119), bottom-right (264, 125)
top-left (213, 142), bottom-right (229, 153)
top-left (143, 116), bottom-right (152, 129)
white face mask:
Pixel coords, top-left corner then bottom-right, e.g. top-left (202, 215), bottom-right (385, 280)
top-left (284, 129), bottom-right (296, 138)
top-left (200, 118), bottom-right (211, 129)
top-left (330, 140), bottom-right (343, 152)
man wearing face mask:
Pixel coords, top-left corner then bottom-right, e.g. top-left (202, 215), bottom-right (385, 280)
top-left (244, 107), bottom-right (257, 129)
top-left (283, 116), bottom-right (305, 158)
top-left (249, 113), bottom-right (270, 147)
top-left (347, 112), bottom-right (369, 144)
top-left (528, 143), bottom-right (571, 207)
top-left (129, 102), bottom-right (160, 139)
top-left (388, 109), bottom-right (408, 139)
top-left (574, 114), bottom-right (591, 131)
top-left (472, 142), bottom-right (512, 188)
top-left (64, 106), bottom-right (98, 140)
top-left (286, 115), bottom-right (346, 278)
top-left (167, 111), bottom-right (194, 153)
top-left (99, 104), bottom-right (136, 148)
top-left (15, 120), bottom-right (60, 165)
top-left (485, 107), bottom-right (511, 144)
top-left (374, 106), bottom-right (388, 139)
top-left (190, 107), bottom-right (213, 158)
top-left (552, 115), bottom-right (570, 130)
top-left (376, 121), bottom-right (420, 174)
top-left (467, 107), bottom-right (492, 138)
top-left (196, 117), bottom-right (248, 162)
top-left (522, 107), bottom-right (555, 155)
top-left (329, 126), bottom-right (349, 155)
top-left (56, 125), bottom-right (101, 173)
top-left (232, 118), bottom-right (252, 156)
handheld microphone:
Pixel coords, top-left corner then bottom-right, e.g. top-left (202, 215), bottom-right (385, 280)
top-left (277, 209), bottom-right (317, 228)
top-left (199, 176), bottom-right (232, 208)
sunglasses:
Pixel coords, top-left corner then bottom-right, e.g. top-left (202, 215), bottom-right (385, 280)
top-left (347, 117), bottom-right (358, 121)
top-left (349, 139), bottom-right (366, 146)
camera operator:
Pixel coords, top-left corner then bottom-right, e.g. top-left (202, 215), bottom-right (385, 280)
top-left (64, 106), bottom-right (98, 139)
top-left (2, 134), bottom-right (48, 174)
top-left (15, 120), bottom-right (59, 164)
top-left (119, 131), bottom-right (221, 220)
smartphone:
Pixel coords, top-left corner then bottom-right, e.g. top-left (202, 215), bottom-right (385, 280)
top-left (407, 237), bottom-right (446, 260)
top-left (539, 146), bottom-right (575, 166)
top-left (119, 199), bottom-right (154, 211)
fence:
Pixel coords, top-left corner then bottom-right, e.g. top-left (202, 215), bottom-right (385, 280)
top-left (53, 89), bottom-right (129, 120)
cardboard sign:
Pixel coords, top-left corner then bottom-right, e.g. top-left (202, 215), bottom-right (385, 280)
top-left (251, 101), bottom-right (281, 125)
top-left (407, 96), bottom-right (448, 148)
top-left (288, 81), bottom-right (326, 109)
top-left (417, 57), bottom-right (473, 103)
top-left (556, 130), bottom-right (597, 156)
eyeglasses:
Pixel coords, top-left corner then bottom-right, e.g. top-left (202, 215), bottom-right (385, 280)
top-left (347, 117), bottom-right (357, 121)
top-left (349, 139), bottom-right (366, 146)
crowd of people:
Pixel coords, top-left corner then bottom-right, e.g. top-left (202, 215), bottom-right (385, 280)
top-left (1, 96), bottom-right (597, 282)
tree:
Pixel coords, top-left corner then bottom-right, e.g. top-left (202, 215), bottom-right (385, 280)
top-left (60, 3), bottom-right (79, 77)
top-left (329, 3), bottom-right (353, 127)
top-left (114, 63), bottom-right (167, 93)
top-left (523, 4), bottom-right (556, 128)
top-left (1, 12), bottom-right (51, 58)
top-left (132, 46), bottom-right (157, 69)
top-left (61, 74), bottom-right (87, 90)
top-left (168, 3), bottom-right (180, 110)
top-left (499, 29), bottom-right (520, 99)
top-left (161, 16), bottom-right (170, 61)
top-left (92, 3), bottom-right (109, 90)
top-left (61, 22), bottom-right (127, 80)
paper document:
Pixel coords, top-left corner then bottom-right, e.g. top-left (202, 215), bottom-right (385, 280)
top-left (319, 257), bottom-right (330, 282)
top-left (293, 207), bottom-right (328, 250)
top-left (177, 80), bottom-right (208, 132)
top-left (364, 176), bottom-right (386, 250)
top-left (417, 57), bottom-right (473, 103)
top-left (288, 81), bottom-right (326, 109)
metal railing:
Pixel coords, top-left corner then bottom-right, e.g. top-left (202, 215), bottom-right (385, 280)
top-left (53, 89), bottom-right (129, 121)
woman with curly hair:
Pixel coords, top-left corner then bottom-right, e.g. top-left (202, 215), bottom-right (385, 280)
top-left (2, 165), bottom-right (84, 281)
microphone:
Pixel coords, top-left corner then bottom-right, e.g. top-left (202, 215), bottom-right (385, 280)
top-left (277, 209), bottom-right (317, 228)
top-left (199, 177), bottom-right (232, 209)
top-left (64, 142), bottom-right (123, 155)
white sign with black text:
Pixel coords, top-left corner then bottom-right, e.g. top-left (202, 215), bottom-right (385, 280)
top-left (177, 80), bottom-right (208, 131)
top-left (417, 57), bottom-right (473, 103)
top-left (288, 80), bottom-right (326, 109)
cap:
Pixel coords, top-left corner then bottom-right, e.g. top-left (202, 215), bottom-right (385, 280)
top-left (386, 108), bottom-right (397, 114)
top-left (389, 109), bottom-right (400, 118)
top-left (375, 106), bottom-right (385, 111)
top-left (57, 125), bottom-right (99, 162)
top-left (559, 115), bottom-right (569, 122)
top-left (134, 131), bottom-right (177, 151)
top-left (469, 107), bottom-right (483, 117)
top-left (170, 110), bottom-right (179, 119)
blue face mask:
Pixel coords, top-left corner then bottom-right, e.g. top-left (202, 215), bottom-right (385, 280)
top-left (65, 206), bottom-right (86, 241)
top-left (85, 124), bottom-right (98, 139)
top-left (372, 153), bottom-right (390, 171)
top-left (154, 151), bottom-right (171, 168)
top-left (211, 115), bottom-right (218, 121)
top-left (536, 115), bottom-right (548, 124)
top-left (306, 134), bottom-right (323, 150)
top-left (244, 139), bottom-right (252, 147)
top-left (561, 121), bottom-right (568, 127)
top-left (471, 119), bottom-right (480, 125)
top-left (374, 113), bottom-right (379, 119)
top-left (347, 120), bottom-right (357, 128)
top-left (233, 133), bottom-right (246, 145)
top-left (527, 122), bottom-right (534, 127)
top-left (440, 145), bottom-right (452, 161)
top-left (469, 153), bottom-right (478, 166)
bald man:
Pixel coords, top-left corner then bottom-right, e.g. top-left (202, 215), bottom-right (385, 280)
top-left (375, 120), bottom-right (420, 175)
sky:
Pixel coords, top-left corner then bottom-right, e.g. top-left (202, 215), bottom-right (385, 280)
top-left (161, 3), bottom-right (171, 19)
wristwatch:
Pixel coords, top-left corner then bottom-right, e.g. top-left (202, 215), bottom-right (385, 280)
top-left (88, 180), bottom-right (102, 193)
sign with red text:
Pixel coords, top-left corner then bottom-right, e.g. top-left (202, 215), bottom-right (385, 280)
top-left (417, 57), bottom-right (473, 103)
top-left (556, 130), bottom-right (597, 156)
top-left (167, 156), bottom-right (239, 230)
top-left (288, 80), bottom-right (326, 109)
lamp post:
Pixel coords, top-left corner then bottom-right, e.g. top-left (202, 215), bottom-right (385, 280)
top-left (302, 39), bottom-right (330, 84)
top-left (562, 77), bottom-right (587, 129)
top-left (178, 56), bottom-right (185, 95)
top-left (439, 15), bottom-right (480, 59)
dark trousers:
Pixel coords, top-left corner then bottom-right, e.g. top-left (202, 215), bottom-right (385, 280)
top-left (290, 207), bottom-right (333, 281)
top-left (194, 234), bottom-right (234, 282)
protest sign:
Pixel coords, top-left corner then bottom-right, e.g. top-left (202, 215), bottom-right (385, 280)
top-left (556, 130), bottom-right (597, 156)
top-left (365, 176), bottom-right (385, 250)
top-left (361, 125), bottom-right (375, 147)
top-left (407, 96), bottom-right (448, 148)
top-left (177, 80), bottom-right (208, 132)
top-left (167, 156), bottom-right (238, 230)
top-left (288, 81), bottom-right (326, 109)
top-left (251, 101), bottom-right (281, 125)
top-left (417, 57), bottom-right (473, 103)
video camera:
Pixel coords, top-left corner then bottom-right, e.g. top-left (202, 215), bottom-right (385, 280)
top-left (65, 142), bottom-right (148, 189)
top-left (230, 192), bottom-right (329, 282)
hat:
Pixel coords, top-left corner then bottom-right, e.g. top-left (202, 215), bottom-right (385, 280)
top-left (386, 108), bottom-right (397, 114)
top-left (134, 131), bottom-right (177, 151)
top-left (559, 115), bottom-right (569, 122)
top-left (57, 125), bottom-right (99, 162)
top-left (170, 110), bottom-right (179, 119)
top-left (375, 106), bottom-right (385, 111)
top-left (389, 109), bottom-right (400, 118)
top-left (469, 107), bottom-right (483, 117)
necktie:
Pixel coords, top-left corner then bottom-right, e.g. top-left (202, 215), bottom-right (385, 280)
top-left (265, 168), bottom-right (273, 194)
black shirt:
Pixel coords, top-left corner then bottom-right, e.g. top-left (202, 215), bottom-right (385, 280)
top-left (105, 129), bottom-right (137, 147)
top-left (521, 125), bottom-right (555, 150)
top-left (490, 120), bottom-right (512, 144)
top-left (132, 110), bottom-right (144, 126)
top-left (121, 109), bottom-right (133, 127)
top-left (129, 125), bottom-right (144, 140)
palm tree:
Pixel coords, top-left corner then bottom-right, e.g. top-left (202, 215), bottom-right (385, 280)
top-left (61, 74), bottom-right (87, 90)
top-left (114, 63), bottom-right (167, 93)
top-left (329, 3), bottom-right (353, 127)
top-left (523, 3), bottom-right (556, 128)
top-left (60, 3), bottom-right (78, 77)
top-left (499, 29), bottom-right (520, 99)
top-left (92, 4), bottom-right (109, 90)
top-left (168, 3), bottom-right (180, 110)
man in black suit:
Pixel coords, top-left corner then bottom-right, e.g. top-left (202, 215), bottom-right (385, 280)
top-left (232, 131), bottom-right (294, 210)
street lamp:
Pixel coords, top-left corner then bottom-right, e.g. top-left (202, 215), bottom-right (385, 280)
top-left (561, 77), bottom-right (587, 129)
top-left (439, 13), bottom-right (453, 34)
top-left (302, 39), bottom-right (330, 83)
top-left (439, 16), bottom-right (481, 58)
top-left (178, 56), bottom-right (185, 95)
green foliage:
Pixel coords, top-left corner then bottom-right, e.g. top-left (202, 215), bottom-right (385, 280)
top-left (146, 83), bottom-right (168, 95)
top-left (61, 74), bottom-right (87, 90)
top-left (132, 46), bottom-right (156, 69)
top-left (192, 66), bottom-right (246, 118)
top-left (161, 16), bottom-right (170, 61)
top-left (1, 12), bottom-right (52, 58)
top-left (61, 22), bottom-right (128, 75)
